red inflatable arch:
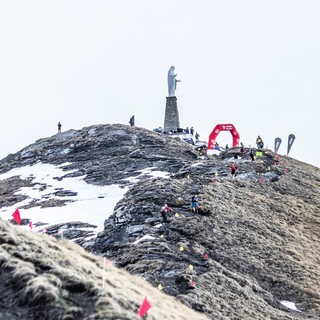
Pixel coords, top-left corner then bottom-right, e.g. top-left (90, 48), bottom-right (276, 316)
top-left (208, 124), bottom-right (240, 149)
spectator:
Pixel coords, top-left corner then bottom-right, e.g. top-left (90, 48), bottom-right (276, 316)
top-left (129, 115), bottom-right (135, 126)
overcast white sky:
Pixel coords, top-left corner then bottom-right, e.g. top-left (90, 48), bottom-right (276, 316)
top-left (0, 1), bottom-right (319, 168)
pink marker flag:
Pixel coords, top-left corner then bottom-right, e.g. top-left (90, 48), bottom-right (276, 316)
top-left (190, 281), bottom-right (196, 287)
top-left (12, 209), bottom-right (21, 225)
top-left (29, 221), bottom-right (33, 230)
top-left (138, 297), bottom-right (151, 317)
top-left (203, 253), bottom-right (209, 259)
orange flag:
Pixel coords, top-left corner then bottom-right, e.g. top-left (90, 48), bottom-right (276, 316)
top-left (12, 209), bottom-right (21, 225)
top-left (138, 297), bottom-right (151, 317)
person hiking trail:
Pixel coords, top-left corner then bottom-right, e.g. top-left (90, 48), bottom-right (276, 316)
top-left (231, 164), bottom-right (237, 178)
top-left (256, 136), bottom-right (264, 149)
top-left (160, 204), bottom-right (173, 223)
top-left (190, 194), bottom-right (199, 213)
top-left (57, 122), bottom-right (62, 133)
top-left (195, 132), bottom-right (200, 142)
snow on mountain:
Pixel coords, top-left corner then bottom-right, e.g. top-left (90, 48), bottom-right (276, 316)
top-left (0, 162), bottom-right (126, 234)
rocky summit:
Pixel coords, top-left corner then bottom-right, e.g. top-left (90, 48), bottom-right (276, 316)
top-left (0, 124), bottom-right (319, 320)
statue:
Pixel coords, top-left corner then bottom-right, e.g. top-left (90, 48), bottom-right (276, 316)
top-left (167, 66), bottom-right (181, 97)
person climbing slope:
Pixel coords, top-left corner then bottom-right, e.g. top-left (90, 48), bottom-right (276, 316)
top-left (231, 163), bottom-right (237, 178)
top-left (190, 194), bottom-right (199, 213)
top-left (160, 203), bottom-right (173, 223)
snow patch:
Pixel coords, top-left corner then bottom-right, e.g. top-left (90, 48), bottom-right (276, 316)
top-left (133, 234), bottom-right (156, 244)
top-left (123, 167), bottom-right (170, 183)
top-left (280, 301), bottom-right (300, 311)
top-left (0, 162), bottom-right (127, 232)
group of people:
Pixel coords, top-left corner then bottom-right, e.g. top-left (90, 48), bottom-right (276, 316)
top-left (185, 126), bottom-right (200, 142)
top-left (160, 194), bottom-right (199, 223)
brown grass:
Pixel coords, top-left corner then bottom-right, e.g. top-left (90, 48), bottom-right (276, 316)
top-left (0, 217), bottom-right (208, 319)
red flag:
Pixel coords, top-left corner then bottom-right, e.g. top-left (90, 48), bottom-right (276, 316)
top-left (29, 221), bottom-right (33, 230)
top-left (203, 253), bottom-right (209, 259)
top-left (12, 209), bottom-right (21, 225)
top-left (138, 297), bottom-right (151, 317)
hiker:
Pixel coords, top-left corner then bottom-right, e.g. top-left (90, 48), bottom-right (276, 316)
top-left (57, 122), bottom-right (62, 133)
top-left (190, 194), bottom-right (199, 213)
top-left (190, 127), bottom-right (194, 136)
top-left (160, 204), bottom-right (173, 223)
top-left (249, 148), bottom-right (255, 161)
top-left (225, 144), bottom-right (229, 150)
top-left (240, 143), bottom-right (244, 158)
top-left (185, 127), bottom-right (189, 134)
top-left (214, 142), bottom-right (220, 150)
top-left (231, 164), bottom-right (237, 178)
top-left (129, 115), bottom-right (135, 126)
top-left (195, 132), bottom-right (200, 142)
top-left (256, 136), bottom-right (264, 149)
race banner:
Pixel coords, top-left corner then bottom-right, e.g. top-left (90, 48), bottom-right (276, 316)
top-left (274, 137), bottom-right (282, 153)
top-left (287, 134), bottom-right (296, 155)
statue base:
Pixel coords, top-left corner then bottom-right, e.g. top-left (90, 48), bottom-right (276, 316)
top-left (163, 96), bottom-right (180, 133)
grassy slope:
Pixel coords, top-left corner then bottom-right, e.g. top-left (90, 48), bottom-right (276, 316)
top-left (111, 155), bottom-right (320, 319)
top-left (0, 218), bottom-right (208, 320)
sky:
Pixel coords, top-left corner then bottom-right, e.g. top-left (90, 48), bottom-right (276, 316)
top-left (0, 1), bottom-right (319, 168)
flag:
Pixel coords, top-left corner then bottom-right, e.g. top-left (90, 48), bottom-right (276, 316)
top-left (188, 264), bottom-right (194, 271)
top-left (175, 213), bottom-right (180, 218)
top-left (274, 137), bottom-right (282, 153)
top-left (287, 134), bottom-right (296, 155)
top-left (29, 221), bottom-right (33, 230)
top-left (12, 209), bottom-right (21, 225)
top-left (203, 253), bottom-right (209, 259)
top-left (138, 297), bottom-right (151, 317)
top-left (158, 283), bottom-right (163, 290)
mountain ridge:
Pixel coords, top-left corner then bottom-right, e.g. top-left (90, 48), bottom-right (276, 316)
top-left (0, 123), bottom-right (319, 319)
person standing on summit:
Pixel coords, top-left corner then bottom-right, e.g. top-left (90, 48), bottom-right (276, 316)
top-left (129, 115), bottom-right (135, 126)
top-left (256, 136), bottom-right (264, 149)
top-left (57, 122), bottom-right (62, 133)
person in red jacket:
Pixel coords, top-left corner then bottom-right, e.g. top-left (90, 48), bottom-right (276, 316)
top-left (160, 204), bottom-right (173, 223)
top-left (231, 164), bottom-right (237, 178)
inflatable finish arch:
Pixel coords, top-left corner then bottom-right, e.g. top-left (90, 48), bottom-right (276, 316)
top-left (208, 124), bottom-right (240, 149)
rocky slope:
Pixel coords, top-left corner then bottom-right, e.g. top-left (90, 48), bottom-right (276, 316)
top-left (0, 124), bottom-right (319, 319)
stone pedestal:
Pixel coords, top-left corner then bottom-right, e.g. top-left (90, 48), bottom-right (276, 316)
top-left (164, 96), bottom-right (180, 133)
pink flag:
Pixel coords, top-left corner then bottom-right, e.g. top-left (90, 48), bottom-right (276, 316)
top-left (29, 221), bottom-right (33, 230)
top-left (138, 297), bottom-right (151, 317)
top-left (12, 209), bottom-right (21, 225)
top-left (203, 253), bottom-right (209, 259)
